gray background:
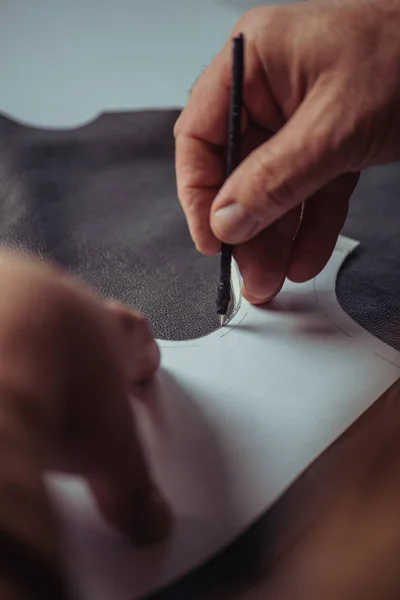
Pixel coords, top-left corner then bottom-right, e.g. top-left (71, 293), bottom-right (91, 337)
top-left (0, 0), bottom-right (292, 127)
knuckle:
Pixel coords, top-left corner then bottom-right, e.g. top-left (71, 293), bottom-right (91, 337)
top-left (248, 153), bottom-right (295, 217)
top-left (179, 184), bottom-right (202, 215)
top-left (234, 6), bottom-right (284, 44)
top-left (177, 185), bottom-right (209, 232)
top-left (236, 6), bottom-right (273, 31)
top-left (266, 178), bottom-right (297, 214)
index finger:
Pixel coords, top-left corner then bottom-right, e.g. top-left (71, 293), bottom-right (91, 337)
top-left (174, 30), bottom-right (284, 254)
top-left (174, 44), bottom-right (232, 254)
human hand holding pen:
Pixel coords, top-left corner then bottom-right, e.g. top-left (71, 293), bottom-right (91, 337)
top-left (175, 0), bottom-right (400, 304)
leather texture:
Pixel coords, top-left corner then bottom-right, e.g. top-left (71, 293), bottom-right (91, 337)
top-left (339, 163), bottom-right (400, 351)
top-left (0, 110), bottom-right (233, 341)
top-left (0, 109), bottom-right (399, 347)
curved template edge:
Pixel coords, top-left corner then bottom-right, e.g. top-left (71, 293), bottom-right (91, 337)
top-left (315, 235), bottom-right (400, 368)
top-left (143, 234), bottom-right (400, 597)
top-left (157, 260), bottom-right (243, 348)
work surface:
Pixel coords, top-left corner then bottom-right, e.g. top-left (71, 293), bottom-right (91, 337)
top-left (3, 2), bottom-right (400, 598)
top-left (1, 109), bottom-right (400, 598)
top-left (150, 379), bottom-right (400, 600)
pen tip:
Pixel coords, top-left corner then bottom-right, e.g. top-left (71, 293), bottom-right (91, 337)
top-left (219, 314), bottom-right (226, 327)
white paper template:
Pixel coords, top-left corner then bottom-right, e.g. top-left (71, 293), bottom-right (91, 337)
top-left (46, 235), bottom-right (400, 600)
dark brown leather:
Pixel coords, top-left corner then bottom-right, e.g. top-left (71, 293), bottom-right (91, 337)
top-left (0, 110), bottom-right (233, 341)
top-left (339, 163), bottom-right (400, 351)
top-left (0, 109), bottom-right (399, 347)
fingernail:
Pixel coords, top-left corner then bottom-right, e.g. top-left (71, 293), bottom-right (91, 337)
top-left (242, 281), bottom-right (284, 305)
top-left (242, 287), bottom-right (266, 304)
top-left (213, 202), bottom-right (260, 243)
top-left (242, 284), bottom-right (270, 305)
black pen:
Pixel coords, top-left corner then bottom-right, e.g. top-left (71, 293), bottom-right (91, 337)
top-left (216, 32), bottom-right (245, 326)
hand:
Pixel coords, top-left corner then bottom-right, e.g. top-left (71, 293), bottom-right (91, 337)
top-left (175, 0), bottom-right (400, 303)
top-left (0, 250), bottom-right (171, 544)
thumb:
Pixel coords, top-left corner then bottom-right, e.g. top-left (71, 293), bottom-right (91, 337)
top-left (210, 87), bottom-right (349, 244)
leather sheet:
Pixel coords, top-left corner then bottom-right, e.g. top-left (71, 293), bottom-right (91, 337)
top-left (339, 163), bottom-right (400, 351)
top-left (0, 109), bottom-right (398, 347)
top-left (0, 110), bottom-right (233, 341)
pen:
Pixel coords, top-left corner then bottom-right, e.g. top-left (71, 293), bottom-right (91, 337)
top-left (216, 32), bottom-right (245, 326)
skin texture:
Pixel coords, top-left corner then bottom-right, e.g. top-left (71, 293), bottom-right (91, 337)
top-left (0, 250), bottom-right (171, 547)
top-left (175, 0), bottom-right (400, 303)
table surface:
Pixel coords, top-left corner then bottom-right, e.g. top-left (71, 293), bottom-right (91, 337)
top-left (3, 2), bottom-right (399, 599)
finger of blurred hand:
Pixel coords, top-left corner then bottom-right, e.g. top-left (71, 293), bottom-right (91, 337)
top-left (236, 207), bottom-right (301, 304)
top-left (85, 386), bottom-right (172, 546)
top-left (0, 257), bottom-right (173, 546)
top-left (63, 298), bottom-right (172, 545)
top-left (105, 301), bottom-right (160, 386)
top-left (0, 251), bottom-right (170, 544)
top-left (174, 34), bottom-right (283, 254)
top-left (288, 173), bottom-right (359, 283)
